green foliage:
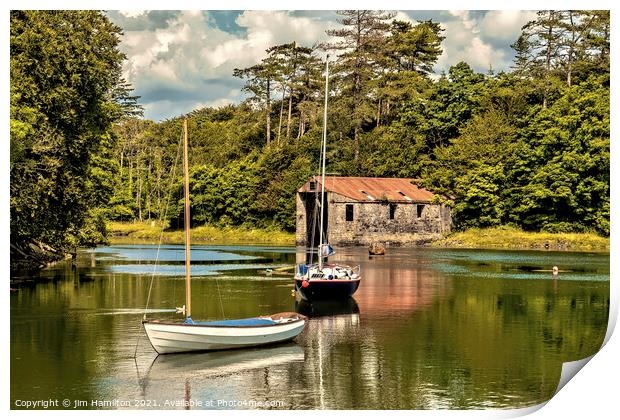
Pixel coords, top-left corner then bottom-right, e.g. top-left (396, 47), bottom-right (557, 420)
top-left (11, 9), bottom-right (610, 256)
top-left (108, 11), bottom-right (608, 237)
top-left (433, 225), bottom-right (609, 251)
top-left (10, 11), bottom-right (132, 254)
top-left (452, 164), bottom-right (506, 228)
top-left (507, 75), bottom-right (610, 234)
top-left (401, 62), bottom-right (487, 149)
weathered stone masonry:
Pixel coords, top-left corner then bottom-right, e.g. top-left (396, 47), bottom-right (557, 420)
top-left (296, 177), bottom-right (452, 246)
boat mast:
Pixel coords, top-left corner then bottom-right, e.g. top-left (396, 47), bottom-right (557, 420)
top-left (319, 56), bottom-right (329, 270)
top-left (183, 118), bottom-right (191, 318)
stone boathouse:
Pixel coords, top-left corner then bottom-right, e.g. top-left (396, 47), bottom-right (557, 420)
top-left (296, 176), bottom-right (452, 246)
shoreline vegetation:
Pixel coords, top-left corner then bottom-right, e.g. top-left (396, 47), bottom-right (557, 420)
top-left (108, 222), bottom-right (609, 252)
top-left (432, 226), bottom-right (609, 252)
top-left (10, 11), bottom-right (610, 271)
top-left (11, 222), bottom-right (609, 273)
top-left (107, 221), bottom-right (295, 245)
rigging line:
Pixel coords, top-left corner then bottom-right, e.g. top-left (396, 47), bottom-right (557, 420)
top-left (309, 121), bottom-right (324, 264)
top-left (133, 129), bottom-right (184, 359)
top-left (309, 146), bottom-right (323, 265)
top-left (144, 130), bottom-right (183, 317)
top-left (309, 77), bottom-right (327, 266)
top-left (309, 174), bottom-right (320, 265)
top-left (306, 164), bottom-right (319, 266)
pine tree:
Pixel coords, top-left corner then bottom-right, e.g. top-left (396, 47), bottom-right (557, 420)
top-left (233, 62), bottom-right (278, 146)
top-left (512, 10), bottom-right (566, 107)
top-left (374, 19), bottom-right (444, 125)
top-left (321, 10), bottom-right (395, 159)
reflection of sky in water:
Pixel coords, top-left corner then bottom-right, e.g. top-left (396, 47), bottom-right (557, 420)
top-left (12, 245), bottom-right (611, 410)
top-left (108, 263), bottom-right (288, 276)
top-left (433, 249), bottom-right (609, 269)
top-left (433, 249), bottom-right (609, 282)
top-left (207, 245), bottom-right (297, 253)
top-left (91, 245), bottom-right (261, 262)
top-left (433, 263), bottom-right (609, 282)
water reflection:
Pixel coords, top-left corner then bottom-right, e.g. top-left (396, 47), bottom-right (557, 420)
top-left (295, 298), bottom-right (360, 317)
top-left (136, 344), bottom-right (305, 408)
top-left (10, 245), bottom-right (609, 409)
top-left (92, 245), bottom-right (261, 263)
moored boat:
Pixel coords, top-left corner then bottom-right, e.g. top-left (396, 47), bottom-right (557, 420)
top-left (142, 119), bottom-right (306, 354)
top-left (294, 263), bottom-right (360, 300)
top-left (293, 57), bottom-right (362, 301)
top-left (143, 312), bottom-right (306, 354)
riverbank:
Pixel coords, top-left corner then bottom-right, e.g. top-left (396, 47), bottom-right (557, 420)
top-left (432, 226), bottom-right (609, 252)
top-left (107, 221), bottom-right (295, 245)
top-left (10, 241), bottom-right (71, 272)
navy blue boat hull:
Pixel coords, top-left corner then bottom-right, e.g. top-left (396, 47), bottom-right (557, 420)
top-left (295, 278), bottom-right (360, 301)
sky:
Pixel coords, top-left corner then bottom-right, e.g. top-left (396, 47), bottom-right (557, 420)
top-left (105, 10), bottom-right (538, 121)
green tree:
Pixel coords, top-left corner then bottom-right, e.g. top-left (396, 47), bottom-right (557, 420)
top-left (373, 20), bottom-right (443, 126)
top-left (512, 10), bottom-right (566, 108)
top-left (400, 62), bottom-right (487, 150)
top-left (98, 9), bottom-right (610, 239)
top-left (10, 11), bottom-right (133, 260)
top-left (265, 42), bottom-right (316, 142)
top-left (234, 55), bottom-right (281, 146)
top-left (506, 76), bottom-right (609, 234)
top-left (322, 10), bottom-right (395, 159)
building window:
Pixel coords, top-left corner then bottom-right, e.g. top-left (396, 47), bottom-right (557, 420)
top-left (345, 204), bottom-right (354, 222)
top-left (389, 203), bottom-right (397, 220)
top-left (309, 181), bottom-right (317, 190)
top-left (417, 204), bottom-right (424, 218)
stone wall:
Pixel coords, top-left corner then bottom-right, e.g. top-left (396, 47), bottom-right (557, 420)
top-left (295, 193), bottom-right (307, 245)
top-left (296, 191), bottom-right (452, 246)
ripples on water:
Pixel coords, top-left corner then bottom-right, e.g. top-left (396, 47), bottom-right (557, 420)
top-left (11, 245), bottom-right (609, 409)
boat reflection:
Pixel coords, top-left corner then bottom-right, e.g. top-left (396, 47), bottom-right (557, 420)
top-left (294, 298), bottom-right (361, 409)
top-left (137, 343), bottom-right (305, 407)
top-left (145, 343), bottom-right (304, 380)
top-left (295, 297), bottom-right (359, 318)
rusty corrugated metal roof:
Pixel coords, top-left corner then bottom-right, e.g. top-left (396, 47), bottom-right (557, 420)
top-left (298, 176), bottom-right (435, 203)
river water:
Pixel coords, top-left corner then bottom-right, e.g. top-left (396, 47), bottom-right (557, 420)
top-left (10, 245), bottom-right (609, 409)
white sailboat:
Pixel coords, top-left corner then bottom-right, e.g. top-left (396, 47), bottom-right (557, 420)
top-left (294, 57), bottom-right (361, 301)
top-left (143, 118), bottom-right (306, 355)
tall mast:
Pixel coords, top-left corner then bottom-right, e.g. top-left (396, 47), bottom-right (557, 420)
top-left (183, 118), bottom-right (191, 318)
top-left (319, 56), bottom-right (329, 270)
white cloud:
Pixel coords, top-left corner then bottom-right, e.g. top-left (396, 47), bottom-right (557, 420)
top-left (479, 10), bottom-right (537, 42)
top-left (448, 10), bottom-right (478, 31)
top-left (392, 11), bottom-right (415, 24)
top-left (119, 10), bottom-right (146, 19)
top-left (434, 10), bottom-right (527, 75)
top-left (194, 97), bottom-right (235, 110)
top-left (114, 10), bottom-right (334, 120)
top-left (110, 10), bottom-right (532, 120)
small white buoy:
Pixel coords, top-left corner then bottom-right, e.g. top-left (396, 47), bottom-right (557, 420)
top-left (552, 266), bottom-right (559, 276)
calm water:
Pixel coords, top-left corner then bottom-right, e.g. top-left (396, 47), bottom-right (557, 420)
top-left (11, 245), bottom-right (609, 409)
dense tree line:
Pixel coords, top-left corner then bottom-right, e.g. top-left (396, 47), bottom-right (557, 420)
top-left (10, 11), bottom-right (141, 266)
top-left (10, 10), bottom-right (610, 267)
top-left (108, 10), bottom-right (609, 236)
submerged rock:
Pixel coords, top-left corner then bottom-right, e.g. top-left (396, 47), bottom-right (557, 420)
top-left (369, 243), bottom-right (385, 255)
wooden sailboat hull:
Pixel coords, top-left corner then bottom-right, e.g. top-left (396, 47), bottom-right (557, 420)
top-left (295, 278), bottom-right (360, 301)
top-left (143, 317), bottom-right (306, 355)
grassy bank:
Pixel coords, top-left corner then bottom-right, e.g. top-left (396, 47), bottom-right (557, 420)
top-left (107, 221), bottom-right (295, 245)
top-left (432, 226), bottom-right (609, 252)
